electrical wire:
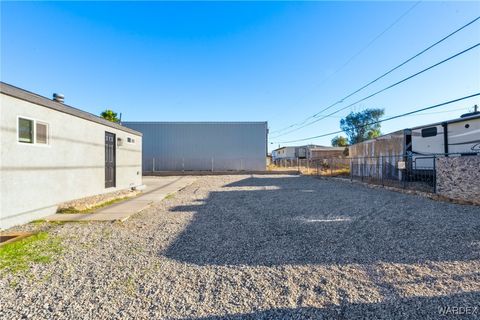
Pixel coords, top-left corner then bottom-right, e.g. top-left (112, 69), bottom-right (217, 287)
top-left (269, 15), bottom-right (480, 135)
top-left (271, 42), bottom-right (480, 139)
top-left (272, 92), bottom-right (480, 144)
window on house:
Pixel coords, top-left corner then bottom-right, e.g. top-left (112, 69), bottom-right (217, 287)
top-left (18, 117), bottom-right (50, 145)
top-left (18, 118), bottom-right (34, 143)
top-left (421, 127), bottom-right (437, 137)
top-left (127, 137), bottom-right (135, 143)
top-left (36, 122), bottom-right (49, 144)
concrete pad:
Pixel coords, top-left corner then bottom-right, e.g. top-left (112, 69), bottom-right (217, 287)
top-left (45, 176), bottom-right (196, 223)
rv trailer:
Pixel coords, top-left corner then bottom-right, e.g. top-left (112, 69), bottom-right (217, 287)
top-left (409, 112), bottom-right (480, 168)
top-left (349, 111), bottom-right (480, 182)
top-left (350, 112), bottom-right (480, 160)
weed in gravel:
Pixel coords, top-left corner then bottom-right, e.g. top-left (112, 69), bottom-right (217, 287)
top-left (30, 219), bottom-right (46, 224)
top-left (8, 278), bottom-right (19, 288)
top-left (0, 232), bottom-right (63, 273)
top-left (57, 197), bottom-right (131, 214)
top-left (102, 228), bottom-right (113, 239)
top-left (124, 276), bottom-right (137, 296)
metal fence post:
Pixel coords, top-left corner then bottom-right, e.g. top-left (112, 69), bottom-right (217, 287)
top-left (361, 158), bottom-right (364, 182)
top-left (153, 158), bottom-right (155, 172)
top-left (350, 158), bottom-right (353, 181)
top-left (381, 156), bottom-right (384, 186)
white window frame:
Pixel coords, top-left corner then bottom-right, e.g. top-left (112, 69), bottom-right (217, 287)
top-left (17, 115), bottom-right (51, 147)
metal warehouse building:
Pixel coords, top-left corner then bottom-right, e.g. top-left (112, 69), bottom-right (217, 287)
top-left (123, 122), bottom-right (268, 172)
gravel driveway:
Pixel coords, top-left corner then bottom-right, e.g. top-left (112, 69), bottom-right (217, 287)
top-left (1, 175), bottom-right (480, 319)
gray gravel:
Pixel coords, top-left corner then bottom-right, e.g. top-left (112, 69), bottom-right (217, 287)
top-left (1, 174), bottom-right (480, 319)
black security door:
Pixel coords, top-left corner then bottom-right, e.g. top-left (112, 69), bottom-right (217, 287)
top-left (105, 132), bottom-right (116, 188)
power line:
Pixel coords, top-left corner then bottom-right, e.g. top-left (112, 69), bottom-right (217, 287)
top-left (270, 2), bottom-right (421, 135)
top-left (302, 106), bottom-right (471, 120)
top-left (269, 1), bottom-right (421, 134)
top-left (273, 92), bottom-right (480, 144)
top-left (405, 107), bottom-right (471, 116)
top-left (304, 2), bottom-right (422, 96)
top-left (273, 106), bottom-right (471, 122)
top-left (270, 15), bottom-right (480, 135)
top-left (271, 42), bottom-right (480, 139)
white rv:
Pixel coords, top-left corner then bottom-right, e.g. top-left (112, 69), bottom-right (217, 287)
top-left (349, 110), bottom-right (480, 180)
top-left (409, 112), bottom-right (480, 168)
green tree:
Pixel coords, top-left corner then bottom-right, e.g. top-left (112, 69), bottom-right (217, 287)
top-left (340, 108), bottom-right (384, 144)
top-left (100, 109), bottom-right (120, 123)
top-left (331, 135), bottom-right (349, 147)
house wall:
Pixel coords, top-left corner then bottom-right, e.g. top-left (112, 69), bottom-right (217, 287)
top-left (274, 147), bottom-right (296, 160)
top-left (436, 155), bottom-right (480, 205)
top-left (0, 94), bottom-right (142, 229)
top-left (123, 122), bottom-right (267, 171)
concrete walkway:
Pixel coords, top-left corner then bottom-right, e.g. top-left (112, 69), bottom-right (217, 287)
top-left (45, 176), bottom-right (196, 222)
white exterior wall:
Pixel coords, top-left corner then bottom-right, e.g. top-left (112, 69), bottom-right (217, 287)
top-left (0, 94), bottom-right (142, 229)
top-left (274, 147), bottom-right (296, 160)
top-left (446, 117), bottom-right (480, 154)
top-left (411, 124), bottom-right (445, 155)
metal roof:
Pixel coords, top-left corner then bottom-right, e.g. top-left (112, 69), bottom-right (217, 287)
top-left (0, 82), bottom-right (142, 136)
top-left (124, 121), bottom-right (267, 125)
top-left (272, 144), bottom-right (329, 152)
top-left (310, 147), bottom-right (346, 151)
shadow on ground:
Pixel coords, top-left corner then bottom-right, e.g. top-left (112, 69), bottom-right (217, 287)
top-left (164, 175), bottom-right (480, 266)
top-left (183, 291), bottom-right (480, 320)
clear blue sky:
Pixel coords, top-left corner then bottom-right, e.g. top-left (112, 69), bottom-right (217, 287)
top-left (1, 1), bottom-right (479, 151)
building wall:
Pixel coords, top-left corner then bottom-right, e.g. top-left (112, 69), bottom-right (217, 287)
top-left (273, 147), bottom-right (296, 160)
top-left (310, 149), bottom-right (345, 160)
top-left (0, 94), bottom-right (142, 229)
top-left (349, 130), bottom-right (406, 158)
top-left (436, 155), bottom-right (480, 205)
top-left (123, 122), bottom-right (267, 171)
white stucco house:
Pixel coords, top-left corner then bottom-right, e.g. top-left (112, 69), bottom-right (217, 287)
top-left (0, 82), bottom-right (143, 229)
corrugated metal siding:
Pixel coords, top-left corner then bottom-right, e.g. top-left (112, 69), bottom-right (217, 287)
top-left (123, 122), bottom-right (267, 171)
top-left (349, 130), bottom-right (406, 158)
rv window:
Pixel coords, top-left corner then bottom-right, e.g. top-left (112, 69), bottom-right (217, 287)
top-left (421, 127), bottom-right (437, 138)
top-left (18, 118), bottom-right (34, 143)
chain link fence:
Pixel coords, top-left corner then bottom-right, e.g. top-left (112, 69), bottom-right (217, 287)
top-left (271, 153), bottom-right (479, 193)
top-left (143, 157), bottom-right (265, 172)
top-left (271, 158), bottom-right (350, 176)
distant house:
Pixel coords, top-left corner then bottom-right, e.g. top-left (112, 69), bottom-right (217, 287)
top-left (272, 146), bottom-right (297, 161)
top-left (0, 82), bottom-right (143, 229)
top-left (272, 144), bottom-right (341, 161)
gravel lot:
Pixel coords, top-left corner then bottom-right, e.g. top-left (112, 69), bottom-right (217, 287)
top-left (1, 174), bottom-right (480, 319)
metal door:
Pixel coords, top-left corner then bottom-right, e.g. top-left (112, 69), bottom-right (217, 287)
top-left (105, 132), bottom-right (116, 188)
